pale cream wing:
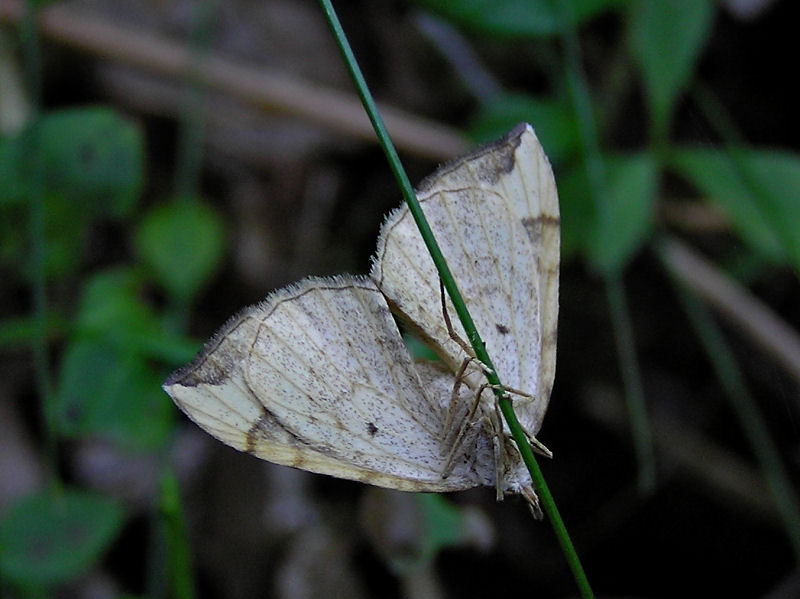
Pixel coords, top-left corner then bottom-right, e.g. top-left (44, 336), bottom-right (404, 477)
top-left (163, 276), bottom-right (479, 492)
top-left (371, 124), bottom-right (560, 435)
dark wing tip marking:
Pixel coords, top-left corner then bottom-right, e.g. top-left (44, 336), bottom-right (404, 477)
top-left (415, 122), bottom-right (530, 193)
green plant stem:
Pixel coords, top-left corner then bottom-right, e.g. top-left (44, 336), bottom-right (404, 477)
top-left (158, 468), bottom-right (197, 599)
top-left (552, 0), bottom-right (655, 493)
top-left (173, 0), bottom-right (217, 200)
top-left (21, 0), bottom-right (59, 491)
top-left (318, 1), bottom-right (593, 596)
top-left (606, 276), bottom-right (655, 492)
top-left (663, 254), bottom-right (800, 562)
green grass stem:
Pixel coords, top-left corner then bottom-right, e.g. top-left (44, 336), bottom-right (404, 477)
top-left (663, 254), bottom-right (800, 562)
top-left (318, 1), bottom-right (593, 596)
top-left (20, 0), bottom-right (59, 492)
top-left (158, 469), bottom-right (197, 599)
top-left (553, 0), bottom-right (656, 493)
top-left (173, 0), bottom-right (218, 200)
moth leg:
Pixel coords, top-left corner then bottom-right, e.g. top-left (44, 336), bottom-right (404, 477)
top-left (488, 385), bottom-right (553, 459)
top-left (522, 486), bottom-right (544, 520)
top-left (442, 383), bottom-right (487, 478)
top-left (488, 383), bottom-right (532, 400)
top-left (523, 431), bottom-right (553, 459)
top-left (441, 356), bottom-right (472, 442)
top-left (440, 280), bottom-right (526, 388)
top-left (439, 278), bottom-right (480, 362)
top-left (484, 405), bottom-right (505, 502)
top-left (439, 277), bottom-right (494, 374)
top-left (513, 414), bottom-right (553, 459)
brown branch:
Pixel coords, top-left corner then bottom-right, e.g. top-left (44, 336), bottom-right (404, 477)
top-left (0, 0), bottom-right (469, 161)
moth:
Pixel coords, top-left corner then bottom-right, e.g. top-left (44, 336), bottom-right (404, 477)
top-left (163, 123), bottom-right (559, 512)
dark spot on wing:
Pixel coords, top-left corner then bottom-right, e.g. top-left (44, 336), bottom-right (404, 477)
top-left (496, 323), bottom-right (510, 335)
top-left (367, 422), bottom-right (379, 437)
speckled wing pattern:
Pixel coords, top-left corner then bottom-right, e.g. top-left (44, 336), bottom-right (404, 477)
top-left (163, 123), bottom-right (560, 498)
top-left (164, 277), bottom-right (479, 491)
top-left (372, 123), bottom-right (559, 437)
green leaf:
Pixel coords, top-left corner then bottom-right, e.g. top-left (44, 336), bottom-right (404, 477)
top-left (558, 163), bottom-right (595, 261)
top-left (402, 332), bottom-right (441, 361)
top-left (591, 153), bottom-right (658, 273)
top-left (135, 198), bottom-right (226, 303)
top-left (628, 0), bottom-right (715, 134)
top-left (54, 339), bottom-right (174, 450)
top-left (76, 268), bottom-right (150, 332)
top-left (469, 93), bottom-right (580, 163)
top-left (414, 0), bottom-right (622, 38)
top-left (2, 192), bottom-right (89, 280)
top-left (75, 267), bottom-right (200, 363)
top-left (417, 494), bottom-right (468, 561)
top-left (559, 152), bottom-right (657, 271)
top-left (40, 107), bottom-right (143, 216)
top-left (670, 147), bottom-right (800, 270)
top-left (1, 107), bottom-right (144, 280)
top-left (0, 107), bottom-right (144, 216)
top-left (0, 489), bottom-right (124, 587)
top-left (0, 311), bottom-right (67, 349)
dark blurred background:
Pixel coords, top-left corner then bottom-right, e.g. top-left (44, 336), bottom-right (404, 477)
top-left (1, 0), bottom-right (798, 597)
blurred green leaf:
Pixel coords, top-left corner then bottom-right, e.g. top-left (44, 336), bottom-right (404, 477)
top-left (560, 152), bottom-right (657, 271)
top-left (76, 268), bottom-right (151, 334)
top-left (0, 107), bottom-right (144, 215)
top-left (76, 267), bottom-right (200, 364)
top-left (1, 107), bottom-right (145, 280)
top-left (0, 311), bottom-right (67, 349)
top-left (0, 489), bottom-right (124, 588)
top-left (591, 153), bottom-right (658, 272)
top-left (414, 0), bottom-right (622, 38)
top-left (670, 147), bottom-right (800, 270)
top-left (39, 107), bottom-right (144, 217)
top-left (135, 198), bottom-right (226, 304)
top-left (402, 332), bottom-right (441, 361)
top-left (417, 494), bottom-right (468, 562)
top-left (54, 339), bottom-right (174, 450)
top-left (2, 192), bottom-right (88, 280)
top-left (628, 0), bottom-right (714, 134)
top-left (469, 93), bottom-right (580, 163)
top-left (51, 266), bottom-right (207, 450)
top-left (558, 162), bottom-right (594, 261)
top-left (40, 193), bottom-right (88, 278)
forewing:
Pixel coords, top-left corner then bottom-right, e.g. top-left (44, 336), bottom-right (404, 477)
top-left (371, 124), bottom-right (560, 434)
top-left (164, 276), bottom-right (478, 492)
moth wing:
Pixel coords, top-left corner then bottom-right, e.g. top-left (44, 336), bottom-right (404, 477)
top-left (371, 124), bottom-right (560, 435)
top-left (164, 276), bottom-right (478, 492)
